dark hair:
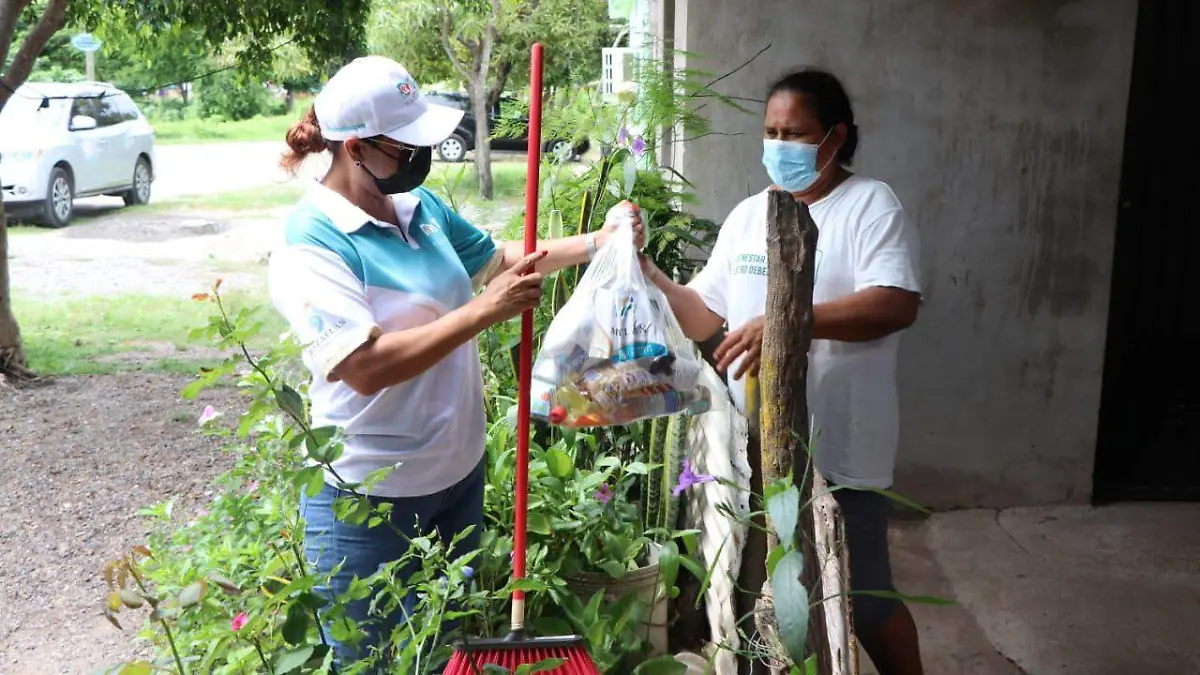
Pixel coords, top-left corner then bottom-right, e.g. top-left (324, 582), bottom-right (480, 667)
top-left (767, 69), bottom-right (859, 165)
top-left (280, 106), bottom-right (341, 175)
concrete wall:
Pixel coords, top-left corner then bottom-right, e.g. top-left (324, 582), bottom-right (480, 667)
top-left (669, 0), bottom-right (1139, 508)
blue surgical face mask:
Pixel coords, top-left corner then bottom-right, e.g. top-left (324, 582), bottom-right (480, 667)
top-left (762, 127), bottom-right (835, 193)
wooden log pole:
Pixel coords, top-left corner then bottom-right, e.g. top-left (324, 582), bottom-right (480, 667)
top-left (758, 189), bottom-right (834, 673)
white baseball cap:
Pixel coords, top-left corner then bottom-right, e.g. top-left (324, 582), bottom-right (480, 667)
top-left (313, 55), bottom-right (464, 147)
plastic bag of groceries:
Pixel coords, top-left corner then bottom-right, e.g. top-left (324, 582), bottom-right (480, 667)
top-left (530, 205), bottom-right (713, 428)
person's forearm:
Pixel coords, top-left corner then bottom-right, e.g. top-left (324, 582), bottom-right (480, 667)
top-left (656, 278), bottom-right (725, 342)
top-left (812, 287), bottom-right (919, 342)
top-left (500, 235), bottom-right (593, 276)
top-left (332, 299), bottom-right (493, 396)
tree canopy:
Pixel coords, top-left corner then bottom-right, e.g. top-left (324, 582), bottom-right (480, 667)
top-left (366, 0), bottom-right (615, 198)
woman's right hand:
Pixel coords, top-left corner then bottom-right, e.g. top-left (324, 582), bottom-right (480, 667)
top-left (477, 250), bottom-right (547, 324)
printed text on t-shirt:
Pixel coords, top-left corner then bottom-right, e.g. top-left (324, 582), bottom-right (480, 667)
top-left (732, 251), bottom-right (824, 277)
top-left (733, 253), bottom-right (767, 276)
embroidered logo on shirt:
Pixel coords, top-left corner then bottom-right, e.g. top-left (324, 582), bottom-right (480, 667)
top-left (303, 303), bottom-right (325, 334)
top-left (420, 221), bottom-right (440, 236)
top-left (301, 302), bottom-right (348, 351)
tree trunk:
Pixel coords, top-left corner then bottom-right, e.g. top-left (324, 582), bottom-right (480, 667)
top-left (0, 0), bottom-right (70, 385)
top-left (0, 197), bottom-right (33, 384)
top-left (470, 80), bottom-right (494, 200)
top-left (759, 189), bottom-right (837, 673)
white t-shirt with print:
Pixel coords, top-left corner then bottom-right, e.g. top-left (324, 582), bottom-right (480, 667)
top-left (688, 175), bottom-right (922, 489)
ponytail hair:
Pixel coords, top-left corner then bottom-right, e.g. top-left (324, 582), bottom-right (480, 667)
top-left (280, 106), bottom-right (331, 175)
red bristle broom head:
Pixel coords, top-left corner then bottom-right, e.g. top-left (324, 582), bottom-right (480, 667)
top-left (443, 634), bottom-right (600, 675)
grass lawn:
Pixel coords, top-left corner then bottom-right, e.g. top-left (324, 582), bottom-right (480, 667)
top-left (152, 114), bottom-right (295, 145)
top-left (15, 290), bottom-right (285, 376)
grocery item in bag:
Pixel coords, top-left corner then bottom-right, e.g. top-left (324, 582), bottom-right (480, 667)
top-left (530, 204), bottom-right (712, 428)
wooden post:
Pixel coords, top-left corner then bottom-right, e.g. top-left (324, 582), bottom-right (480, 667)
top-left (758, 189), bottom-right (835, 673)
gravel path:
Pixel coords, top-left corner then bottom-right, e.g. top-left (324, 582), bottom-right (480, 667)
top-left (0, 373), bottom-right (244, 674)
top-left (8, 206), bottom-right (284, 301)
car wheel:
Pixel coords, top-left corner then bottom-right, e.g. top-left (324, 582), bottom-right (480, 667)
top-left (548, 139), bottom-right (575, 162)
top-left (40, 166), bottom-right (74, 228)
top-left (438, 134), bottom-right (467, 163)
top-left (123, 157), bottom-right (152, 206)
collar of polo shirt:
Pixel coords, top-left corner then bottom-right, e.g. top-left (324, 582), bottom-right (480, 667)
top-left (305, 181), bottom-right (421, 237)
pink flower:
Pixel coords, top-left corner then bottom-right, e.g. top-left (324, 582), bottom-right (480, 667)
top-left (231, 612), bottom-right (249, 632)
top-left (672, 458), bottom-right (715, 497)
top-left (246, 481), bottom-right (260, 493)
top-left (595, 483), bottom-right (614, 505)
top-left (198, 405), bottom-right (221, 426)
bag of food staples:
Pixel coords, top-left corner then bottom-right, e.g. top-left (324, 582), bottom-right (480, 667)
top-left (530, 205), bottom-right (712, 427)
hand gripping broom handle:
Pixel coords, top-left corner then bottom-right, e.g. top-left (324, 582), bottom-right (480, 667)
top-left (512, 41), bottom-right (544, 634)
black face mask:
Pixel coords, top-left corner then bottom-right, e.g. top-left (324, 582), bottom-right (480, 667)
top-left (361, 142), bottom-right (432, 195)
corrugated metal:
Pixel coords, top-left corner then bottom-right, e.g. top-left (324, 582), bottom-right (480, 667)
top-left (1094, 0), bottom-right (1200, 502)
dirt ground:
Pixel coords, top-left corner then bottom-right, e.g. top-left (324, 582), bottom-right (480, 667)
top-left (0, 373), bottom-right (244, 674)
top-left (2, 192), bottom-right (279, 673)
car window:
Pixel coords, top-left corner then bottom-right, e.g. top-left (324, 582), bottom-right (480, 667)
top-left (94, 94), bottom-right (126, 127)
top-left (114, 94), bottom-right (140, 122)
top-left (69, 96), bottom-right (102, 129)
top-left (428, 94), bottom-right (469, 112)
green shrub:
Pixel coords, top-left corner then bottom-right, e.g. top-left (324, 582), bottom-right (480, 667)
top-left (198, 71), bottom-right (277, 121)
top-left (138, 96), bottom-right (194, 123)
top-left (28, 63), bottom-right (85, 83)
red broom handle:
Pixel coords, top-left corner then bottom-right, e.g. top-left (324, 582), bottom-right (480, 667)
top-left (512, 41), bottom-right (543, 632)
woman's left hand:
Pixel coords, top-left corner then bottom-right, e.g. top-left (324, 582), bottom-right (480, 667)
top-left (597, 200), bottom-right (646, 250)
top-left (714, 315), bottom-right (765, 380)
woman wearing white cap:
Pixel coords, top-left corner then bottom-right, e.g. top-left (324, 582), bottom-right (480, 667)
top-left (269, 55), bottom-right (642, 668)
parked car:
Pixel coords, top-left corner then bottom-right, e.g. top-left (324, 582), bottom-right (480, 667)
top-left (425, 91), bottom-right (589, 163)
top-left (0, 81), bottom-right (156, 227)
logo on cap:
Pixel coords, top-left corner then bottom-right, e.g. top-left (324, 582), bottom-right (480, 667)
top-left (396, 75), bottom-right (419, 104)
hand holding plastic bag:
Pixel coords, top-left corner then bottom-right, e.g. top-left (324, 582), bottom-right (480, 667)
top-left (530, 203), bottom-right (712, 427)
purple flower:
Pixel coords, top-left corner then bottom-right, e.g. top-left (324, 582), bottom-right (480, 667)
top-left (462, 565), bottom-right (474, 579)
top-left (617, 126), bottom-right (629, 145)
top-left (595, 483), bottom-right (614, 505)
top-left (672, 458), bottom-right (715, 497)
top-left (631, 136), bottom-right (647, 159)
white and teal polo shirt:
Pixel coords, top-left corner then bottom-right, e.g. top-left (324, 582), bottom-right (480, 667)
top-left (267, 182), bottom-right (502, 498)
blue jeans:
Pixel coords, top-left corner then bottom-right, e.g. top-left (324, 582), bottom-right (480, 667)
top-left (300, 457), bottom-right (485, 672)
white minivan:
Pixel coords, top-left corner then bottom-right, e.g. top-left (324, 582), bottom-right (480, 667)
top-left (0, 81), bottom-right (156, 227)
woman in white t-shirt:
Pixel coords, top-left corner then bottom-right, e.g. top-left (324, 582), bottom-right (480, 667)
top-left (641, 69), bottom-right (925, 674)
